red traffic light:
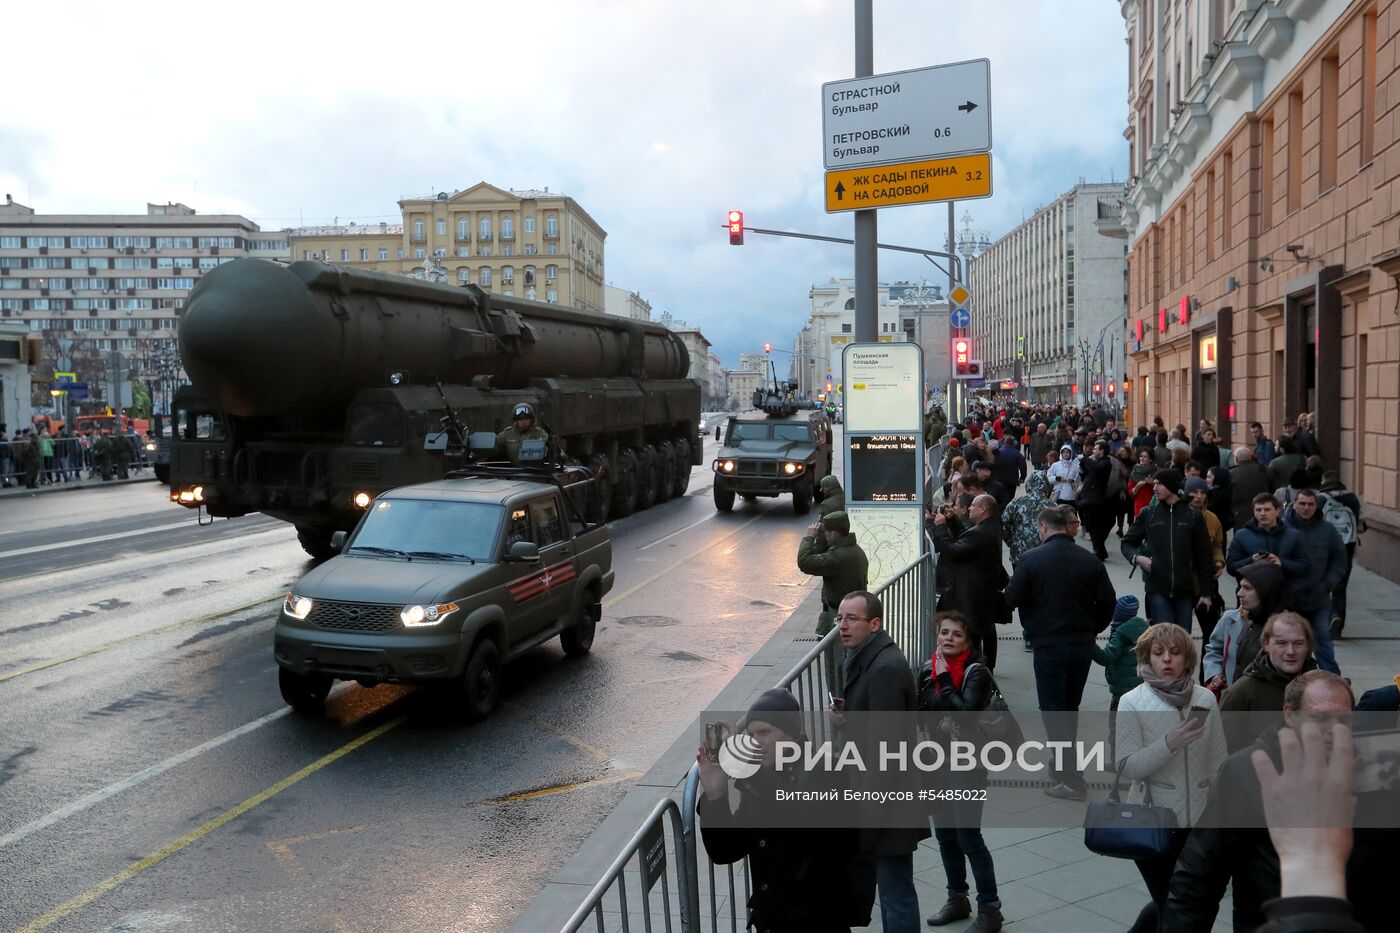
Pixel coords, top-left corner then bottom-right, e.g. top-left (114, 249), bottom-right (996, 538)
top-left (727, 210), bottom-right (744, 246)
top-left (951, 338), bottom-right (978, 377)
top-left (763, 342), bottom-right (772, 353)
top-left (1093, 382), bottom-right (1102, 394)
top-left (1071, 384), bottom-right (1079, 396)
top-left (1107, 381), bottom-right (1117, 395)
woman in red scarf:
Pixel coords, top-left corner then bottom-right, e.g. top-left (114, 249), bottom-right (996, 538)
top-left (918, 612), bottom-right (1003, 932)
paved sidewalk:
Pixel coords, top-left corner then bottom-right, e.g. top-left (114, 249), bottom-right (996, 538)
top-left (0, 471), bottom-right (158, 499)
top-left (520, 530), bottom-right (1400, 932)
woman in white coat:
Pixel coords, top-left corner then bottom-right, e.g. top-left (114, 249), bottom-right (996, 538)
top-left (1113, 622), bottom-right (1229, 933)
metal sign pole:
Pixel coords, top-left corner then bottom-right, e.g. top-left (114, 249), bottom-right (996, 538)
top-left (853, 0), bottom-right (878, 344)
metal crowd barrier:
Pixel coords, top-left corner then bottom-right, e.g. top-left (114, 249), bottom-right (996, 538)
top-left (0, 435), bottom-right (147, 486)
top-left (559, 551), bottom-right (934, 931)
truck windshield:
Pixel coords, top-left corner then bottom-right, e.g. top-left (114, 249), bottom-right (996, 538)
top-left (350, 499), bottom-right (503, 561)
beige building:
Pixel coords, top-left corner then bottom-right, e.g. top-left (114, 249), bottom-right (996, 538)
top-left (706, 349), bottom-right (727, 408)
top-left (604, 284), bottom-right (652, 321)
top-left (0, 197), bottom-right (286, 408)
top-left (1108, 0), bottom-right (1400, 581)
top-left (288, 182), bottom-right (606, 312)
top-left (727, 368), bottom-right (763, 410)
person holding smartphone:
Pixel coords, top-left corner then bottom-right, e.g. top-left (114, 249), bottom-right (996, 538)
top-left (1111, 623), bottom-right (1229, 933)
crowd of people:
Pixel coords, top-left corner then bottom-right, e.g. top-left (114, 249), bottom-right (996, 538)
top-left (695, 401), bottom-right (1389, 933)
top-left (0, 423), bottom-right (147, 488)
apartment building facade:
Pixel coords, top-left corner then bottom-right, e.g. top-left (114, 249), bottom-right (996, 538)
top-left (0, 197), bottom-right (285, 407)
top-left (972, 182), bottom-right (1129, 403)
top-left (1109, 0), bottom-right (1400, 579)
top-left (288, 183), bottom-right (606, 312)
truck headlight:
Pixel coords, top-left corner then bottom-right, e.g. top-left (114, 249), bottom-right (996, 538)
top-left (283, 594), bottom-right (314, 620)
top-left (401, 602), bottom-right (459, 627)
top-left (353, 491), bottom-right (372, 509)
top-left (783, 461), bottom-right (804, 475)
top-left (714, 459), bottom-right (736, 473)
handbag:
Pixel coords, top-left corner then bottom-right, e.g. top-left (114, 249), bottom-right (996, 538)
top-left (1083, 762), bottom-right (1179, 860)
top-left (966, 663), bottom-right (1024, 745)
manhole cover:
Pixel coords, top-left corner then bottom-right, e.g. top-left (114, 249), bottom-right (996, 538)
top-left (615, 615), bottom-right (680, 627)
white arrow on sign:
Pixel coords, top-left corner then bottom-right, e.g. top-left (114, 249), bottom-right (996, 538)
top-left (822, 59), bottom-right (992, 170)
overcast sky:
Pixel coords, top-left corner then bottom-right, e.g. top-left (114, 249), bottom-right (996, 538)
top-left (1, 0), bottom-right (1127, 368)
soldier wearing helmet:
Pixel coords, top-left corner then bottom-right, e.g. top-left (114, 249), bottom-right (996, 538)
top-left (495, 402), bottom-right (551, 464)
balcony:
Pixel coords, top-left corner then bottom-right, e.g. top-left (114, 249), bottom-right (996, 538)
top-left (1094, 196), bottom-right (1128, 239)
top-left (478, 232), bottom-right (493, 241)
top-left (543, 230), bottom-right (559, 240)
top-left (499, 230), bottom-right (514, 240)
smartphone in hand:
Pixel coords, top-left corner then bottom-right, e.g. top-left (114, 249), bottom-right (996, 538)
top-left (1188, 705), bottom-right (1210, 727)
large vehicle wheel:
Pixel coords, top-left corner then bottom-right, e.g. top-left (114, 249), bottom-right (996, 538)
top-left (154, 463), bottom-right (170, 484)
top-left (560, 587), bottom-right (601, 657)
top-left (460, 639), bottom-right (501, 722)
top-left (671, 439), bottom-right (692, 498)
top-left (635, 445), bottom-right (659, 511)
top-left (586, 454), bottom-right (611, 523)
top-left (295, 526), bottom-right (337, 561)
top-left (792, 481), bottom-right (813, 515)
top-left (279, 668), bottom-right (332, 715)
top-left (714, 483), bottom-right (735, 512)
top-left (611, 449), bottom-right (639, 517)
top-left (654, 443), bottom-right (675, 503)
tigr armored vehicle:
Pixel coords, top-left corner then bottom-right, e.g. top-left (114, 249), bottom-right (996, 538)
top-left (168, 259), bottom-right (701, 558)
top-left (711, 410), bottom-right (834, 514)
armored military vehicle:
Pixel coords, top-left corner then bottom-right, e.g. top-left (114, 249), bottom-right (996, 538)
top-left (167, 259), bottom-right (701, 558)
top-left (711, 410), bottom-right (834, 514)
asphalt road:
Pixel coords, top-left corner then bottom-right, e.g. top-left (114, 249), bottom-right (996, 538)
top-left (0, 428), bottom-right (822, 932)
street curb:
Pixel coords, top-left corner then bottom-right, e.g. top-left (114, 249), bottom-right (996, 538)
top-left (510, 584), bottom-right (825, 932)
top-left (0, 475), bottom-right (159, 500)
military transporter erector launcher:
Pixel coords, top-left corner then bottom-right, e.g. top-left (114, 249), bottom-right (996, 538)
top-left (168, 259), bottom-right (701, 558)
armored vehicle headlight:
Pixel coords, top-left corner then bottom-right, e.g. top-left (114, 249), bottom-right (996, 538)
top-left (402, 602), bottom-right (459, 627)
top-left (715, 459), bottom-right (736, 473)
top-left (783, 461), bottom-right (804, 475)
top-left (353, 491), bottom-right (372, 509)
top-left (283, 594), bottom-right (314, 620)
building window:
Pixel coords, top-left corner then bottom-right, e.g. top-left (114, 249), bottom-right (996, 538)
top-left (524, 265), bottom-right (536, 286)
top-left (546, 289), bottom-right (558, 303)
top-left (546, 243), bottom-right (558, 255)
top-left (397, 249), bottom-right (405, 260)
top-left (340, 249), bottom-right (350, 262)
top-left (1362, 8), bottom-right (1378, 164)
top-left (842, 323), bottom-right (853, 333)
top-left (545, 215), bottom-right (558, 237)
top-left (436, 219), bottom-right (447, 236)
top-left (502, 289), bottom-right (513, 297)
top-left (378, 247), bottom-right (389, 261)
top-left (359, 249), bottom-right (368, 261)
top-left (1222, 149), bottom-right (1233, 252)
top-left (456, 246), bottom-right (470, 258)
top-left (501, 266), bottom-right (514, 284)
top-left (501, 244), bottom-right (512, 257)
top-left (501, 216), bottom-right (514, 239)
top-left (414, 248), bottom-right (425, 259)
top-left (198, 257), bottom-right (219, 270)
top-left (524, 243), bottom-right (538, 256)
top-left (1287, 89), bottom-right (1303, 213)
top-left (1320, 51), bottom-right (1340, 192)
top-left (479, 267), bottom-right (491, 287)
top-left (0, 236), bottom-right (20, 248)
top-left (545, 264), bottom-right (557, 281)
top-left (478, 247), bottom-right (492, 258)
top-left (458, 267), bottom-right (470, 283)
top-left (524, 215), bottom-right (535, 233)
top-left (457, 218), bottom-right (469, 240)
top-left (303, 250), bottom-right (311, 260)
top-left (479, 217), bottom-right (492, 239)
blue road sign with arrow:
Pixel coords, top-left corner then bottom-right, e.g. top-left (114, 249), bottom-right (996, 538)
top-left (950, 307), bottom-right (971, 328)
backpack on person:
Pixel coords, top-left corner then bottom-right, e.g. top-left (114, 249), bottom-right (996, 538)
top-left (1317, 491), bottom-right (1359, 545)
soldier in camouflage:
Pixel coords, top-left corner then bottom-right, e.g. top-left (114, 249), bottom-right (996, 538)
top-left (1002, 470), bottom-right (1054, 564)
top-left (495, 403), bottom-right (551, 465)
top-left (817, 473), bottom-right (845, 517)
top-left (797, 510), bottom-right (869, 691)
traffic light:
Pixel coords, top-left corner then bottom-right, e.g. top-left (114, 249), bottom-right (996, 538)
top-left (1071, 384), bottom-right (1079, 397)
top-left (727, 210), bottom-right (744, 246)
top-left (763, 342), bottom-right (772, 353)
top-left (1107, 381), bottom-right (1117, 396)
top-left (1093, 382), bottom-right (1102, 395)
top-left (951, 338), bottom-right (982, 379)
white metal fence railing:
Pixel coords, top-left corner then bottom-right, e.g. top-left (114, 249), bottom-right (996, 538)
top-left (559, 550), bottom-right (933, 932)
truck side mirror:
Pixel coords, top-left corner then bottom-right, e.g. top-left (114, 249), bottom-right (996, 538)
top-left (330, 531), bottom-right (347, 552)
top-left (506, 540), bottom-right (541, 563)
top-left (423, 432), bottom-right (449, 451)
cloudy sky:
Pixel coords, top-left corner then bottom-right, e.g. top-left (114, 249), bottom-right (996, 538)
top-left (1, 0), bottom-right (1128, 368)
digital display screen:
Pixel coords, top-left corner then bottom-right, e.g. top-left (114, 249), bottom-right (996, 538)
top-left (849, 434), bottom-right (920, 502)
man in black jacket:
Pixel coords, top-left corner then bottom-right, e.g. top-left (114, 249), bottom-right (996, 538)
top-left (1162, 672), bottom-right (1396, 933)
top-left (930, 494), bottom-right (1006, 670)
top-left (829, 591), bottom-right (927, 933)
top-left (1121, 468), bottom-right (1214, 630)
top-left (1005, 506), bottom-right (1116, 799)
top-left (972, 460), bottom-right (1010, 512)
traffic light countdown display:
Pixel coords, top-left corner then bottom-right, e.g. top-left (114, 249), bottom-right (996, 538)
top-left (951, 337), bottom-right (982, 380)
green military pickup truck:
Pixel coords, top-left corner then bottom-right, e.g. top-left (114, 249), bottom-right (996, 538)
top-left (273, 464), bottom-right (613, 720)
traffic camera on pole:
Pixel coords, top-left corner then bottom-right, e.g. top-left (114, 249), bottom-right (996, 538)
top-left (727, 210), bottom-right (744, 246)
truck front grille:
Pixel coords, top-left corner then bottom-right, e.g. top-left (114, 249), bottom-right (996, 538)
top-left (736, 460), bottom-right (778, 478)
top-left (254, 451), bottom-right (302, 486)
top-left (307, 600), bottom-right (401, 633)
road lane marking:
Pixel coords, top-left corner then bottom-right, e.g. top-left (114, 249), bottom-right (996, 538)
top-left (490, 770), bottom-right (643, 804)
top-left (16, 716), bottom-right (405, 933)
top-left (503, 700), bottom-right (611, 764)
top-left (605, 511), bottom-right (765, 609)
top-left (0, 707), bottom-right (291, 850)
top-left (638, 512), bottom-right (717, 551)
top-left (0, 520), bottom-right (201, 559)
top-left (0, 595), bottom-right (283, 684)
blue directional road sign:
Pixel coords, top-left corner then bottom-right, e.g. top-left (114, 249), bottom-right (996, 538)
top-left (950, 307), bottom-right (971, 329)
top-left (68, 382), bottom-right (89, 399)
